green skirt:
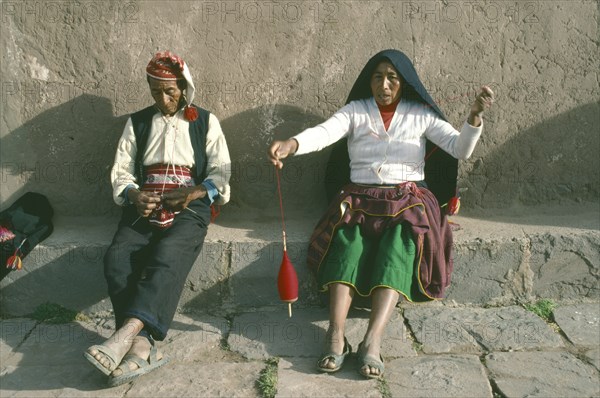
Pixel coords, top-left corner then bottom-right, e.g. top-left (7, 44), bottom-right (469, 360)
top-left (317, 223), bottom-right (427, 302)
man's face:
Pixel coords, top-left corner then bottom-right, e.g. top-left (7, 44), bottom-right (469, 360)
top-left (148, 78), bottom-right (183, 116)
top-left (370, 61), bottom-right (402, 106)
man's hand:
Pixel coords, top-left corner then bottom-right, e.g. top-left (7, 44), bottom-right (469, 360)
top-left (162, 186), bottom-right (207, 212)
top-left (468, 85), bottom-right (495, 127)
top-left (128, 189), bottom-right (161, 217)
top-left (268, 139), bottom-right (299, 169)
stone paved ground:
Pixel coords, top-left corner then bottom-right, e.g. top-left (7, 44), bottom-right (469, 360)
top-left (1, 302), bottom-right (598, 397)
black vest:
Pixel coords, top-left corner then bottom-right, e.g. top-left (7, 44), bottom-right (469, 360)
top-left (130, 105), bottom-right (211, 185)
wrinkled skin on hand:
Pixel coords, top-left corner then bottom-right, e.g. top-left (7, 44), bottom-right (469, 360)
top-left (128, 186), bottom-right (207, 217)
top-left (128, 189), bottom-right (161, 217)
top-left (161, 186), bottom-right (207, 212)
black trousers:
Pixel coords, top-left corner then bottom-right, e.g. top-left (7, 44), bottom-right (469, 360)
top-left (103, 200), bottom-right (210, 340)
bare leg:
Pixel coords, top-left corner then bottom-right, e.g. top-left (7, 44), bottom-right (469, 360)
top-left (318, 283), bottom-right (354, 370)
top-left (358, 287), bottom-right (400, 377)
top-left (87, 318), bottom-right (144, 372)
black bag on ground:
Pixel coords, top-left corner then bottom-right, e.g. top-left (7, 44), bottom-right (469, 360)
top-left (0, 192), bottom-right (54, 282)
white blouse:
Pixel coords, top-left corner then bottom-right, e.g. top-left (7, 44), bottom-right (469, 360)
top-left (293, 98), bottom-right (482, 184)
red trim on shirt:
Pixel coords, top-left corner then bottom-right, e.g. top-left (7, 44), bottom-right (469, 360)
top-left (377, 98), bottom-right (401, 131)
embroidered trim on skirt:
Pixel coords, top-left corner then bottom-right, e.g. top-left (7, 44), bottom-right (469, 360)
top-left (307, 182), bottom-right (454, 300)
top-left (318, 222), bottom-right (426, 301)
top-left (141, 164), bottom-right (194, 228)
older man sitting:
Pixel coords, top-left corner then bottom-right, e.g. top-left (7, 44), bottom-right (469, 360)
top-left (84, 51), bottom-right (231, 387)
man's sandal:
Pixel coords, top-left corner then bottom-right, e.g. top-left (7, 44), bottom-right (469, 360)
top-left (84, 345), bottom-right (120, 376)
top-left (316, 337), bottom-right (352, 373)
top-left (107, 342), bottom-right (170, 387)
top-left (357, 342), bottom-right (385, 379)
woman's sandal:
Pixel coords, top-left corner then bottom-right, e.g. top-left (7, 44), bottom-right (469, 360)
top-left (357, 342), bottom-right (385, 379)
top-left (316, 337), bottom-right (352, 373)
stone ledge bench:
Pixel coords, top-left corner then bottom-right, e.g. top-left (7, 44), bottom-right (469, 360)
top-left (1, 204), bottom-right (598, 317)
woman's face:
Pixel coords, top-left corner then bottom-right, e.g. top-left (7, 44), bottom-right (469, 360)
top-left (370, 61), bottom-right (402, 106)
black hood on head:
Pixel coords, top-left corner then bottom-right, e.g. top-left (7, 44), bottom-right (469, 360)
top-left (325, 49), bottom-right (458, 208)
top-left (345, 49), bottom-right (447, 122)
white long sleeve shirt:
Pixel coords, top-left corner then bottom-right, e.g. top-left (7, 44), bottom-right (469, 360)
top-left (293, 98), bottom-right (482, 184)
top-left (111, 111), bottom-right (231, 206)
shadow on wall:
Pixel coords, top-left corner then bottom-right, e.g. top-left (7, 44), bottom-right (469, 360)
top-left (181, 239), bottom-right (321, 313)
top-left (0, 104), bottom-right (331, 320)
top-left (2, 98), bottom-right (598, 221)
top-left (219, 102), bottom-right (600, 231)
top-left (2, 101), bottom-right (598, 317)
top-left (220, 105), bottom-right (329, 214)
top-left (462, 102), bottom-right (599, 209)
top-left (0, 94), bottom-right (127, 218)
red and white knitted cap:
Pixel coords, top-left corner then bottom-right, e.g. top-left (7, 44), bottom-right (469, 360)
top-left (146, 51), bottom-right (197, 121)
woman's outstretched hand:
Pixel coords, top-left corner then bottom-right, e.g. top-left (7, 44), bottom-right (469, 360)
top-left (268, 139), bottom-right (299, 169)
top-left (468, 85), bottom-right (495, 127)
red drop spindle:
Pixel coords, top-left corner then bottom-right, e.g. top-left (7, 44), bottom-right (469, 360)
top-left (278, 246), bottom-right (298, 302)
top-left (275, 167), bottom-right (298, 317)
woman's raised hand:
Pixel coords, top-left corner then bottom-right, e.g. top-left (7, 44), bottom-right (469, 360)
top-left (268, 139), bottom-right (299, 169)
top-left (468, 85), bottom-right (494, 126)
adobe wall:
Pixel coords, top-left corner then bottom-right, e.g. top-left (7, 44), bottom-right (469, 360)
top-left (1, 0), bottom-right (598, 216)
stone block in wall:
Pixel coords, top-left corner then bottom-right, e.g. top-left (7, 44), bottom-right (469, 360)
top-left (446, 239), bottom-right (526, 305)
top-left (529, 232), bottom-right (600, 300)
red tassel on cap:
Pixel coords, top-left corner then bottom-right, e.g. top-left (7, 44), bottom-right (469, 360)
top-left (184, 105), bottom-right (198, 122)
